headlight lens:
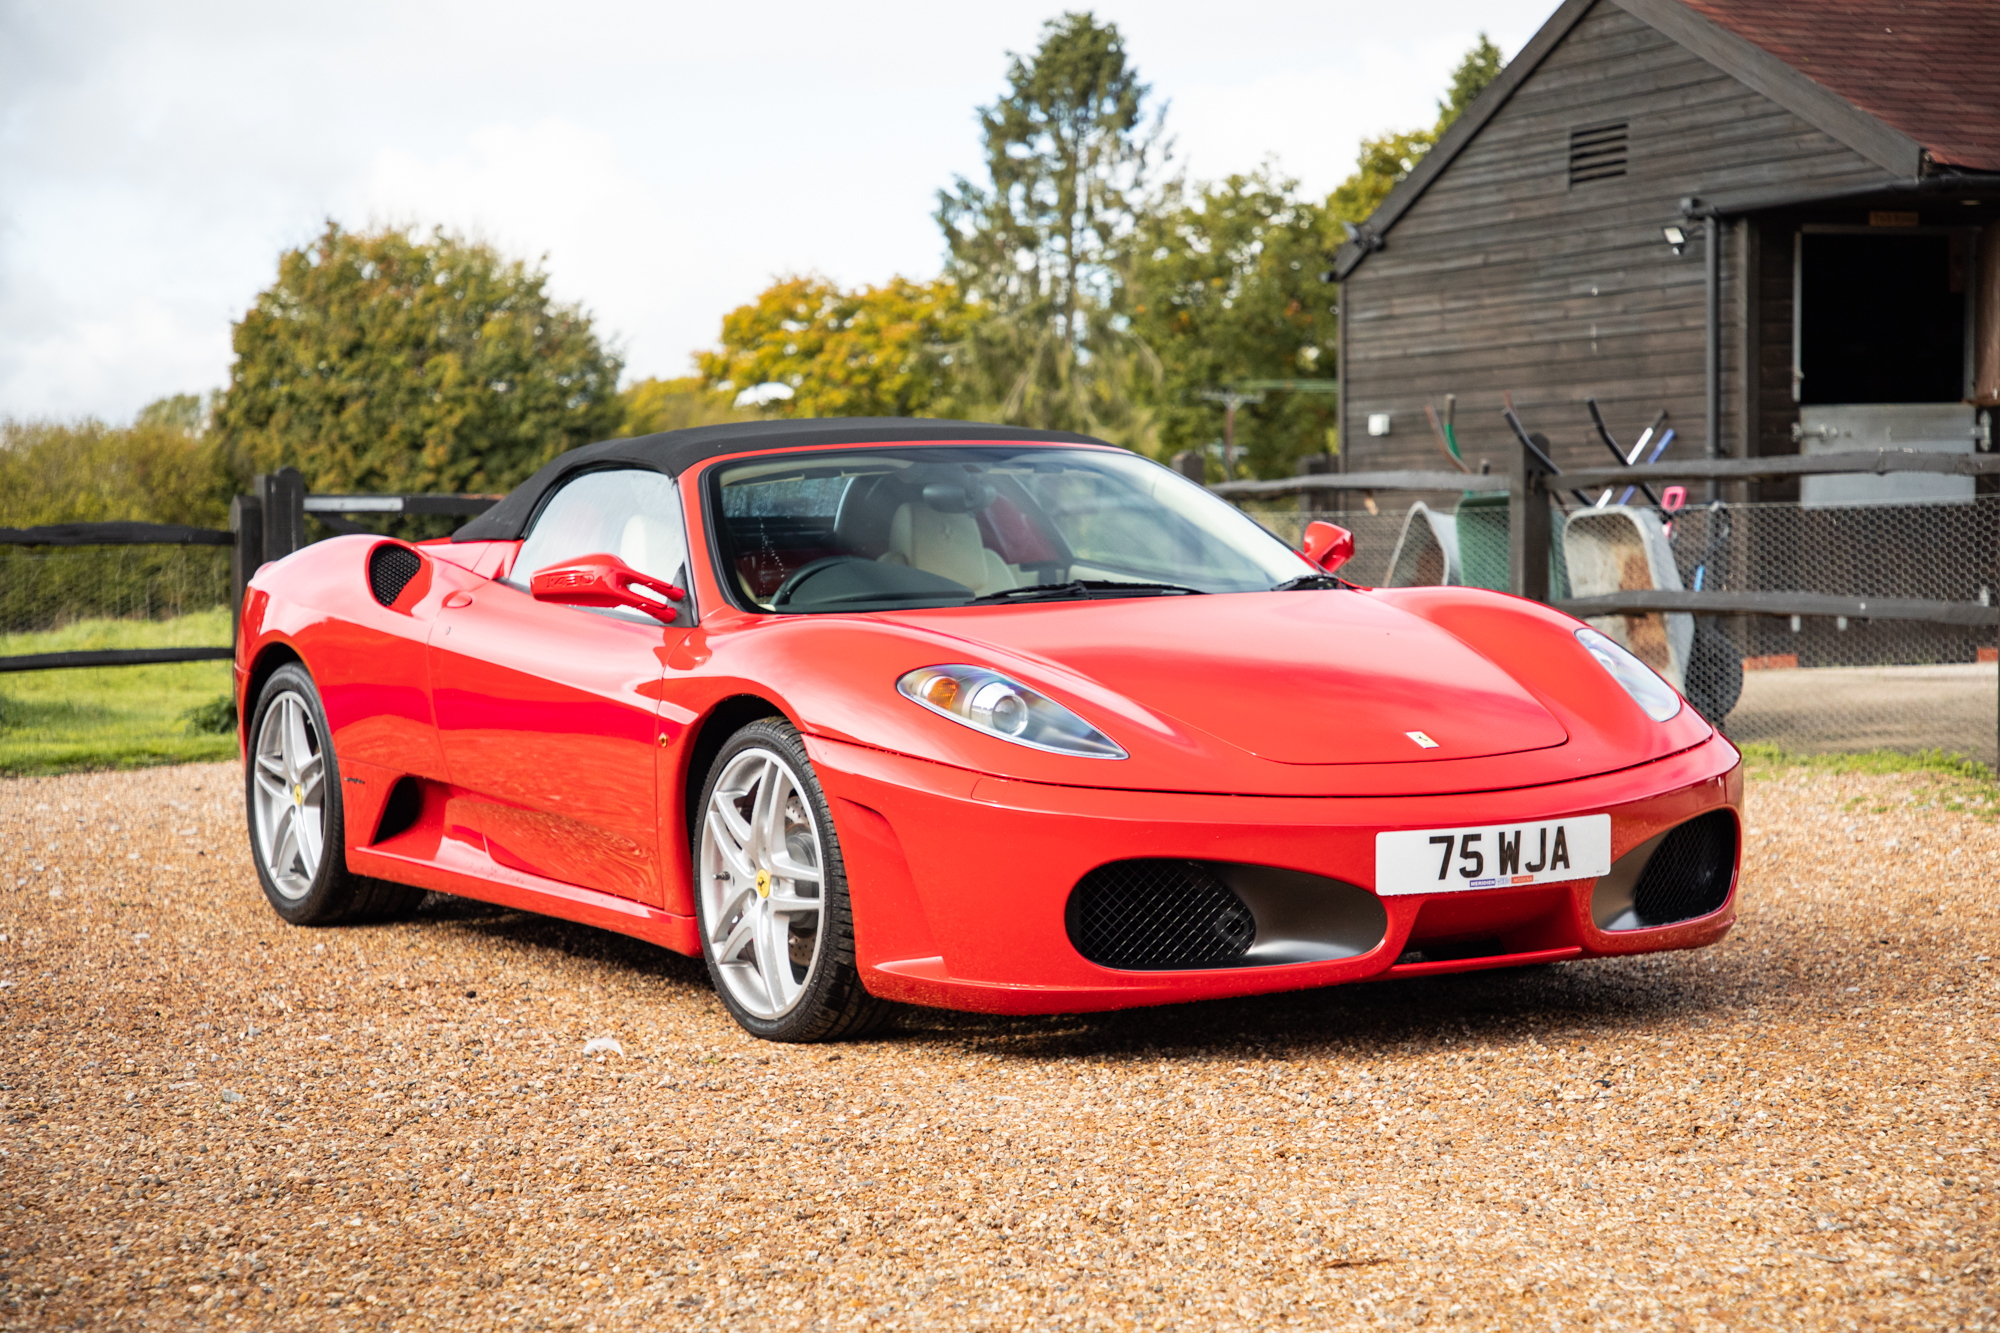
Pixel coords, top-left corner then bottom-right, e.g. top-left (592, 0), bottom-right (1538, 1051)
top-left (897, 665), bottom-right (1126, 758)
top-left (1574, 626), bottom-right (1682, 722)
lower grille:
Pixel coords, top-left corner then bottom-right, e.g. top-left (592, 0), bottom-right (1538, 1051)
top-left (1631, 810), bottom-right (1737, 926)
top-left (1066, 859), bottom-right (1256, 970)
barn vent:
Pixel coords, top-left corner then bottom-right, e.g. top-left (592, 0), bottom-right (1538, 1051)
top-left (1568, 122), bottom-right (1628, 186)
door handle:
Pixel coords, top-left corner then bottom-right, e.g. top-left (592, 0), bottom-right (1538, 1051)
top-left (442, 591), bottom-right (474, 609)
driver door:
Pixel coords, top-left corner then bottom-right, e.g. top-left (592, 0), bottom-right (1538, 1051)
top-left (427, 468), bottom-right (693, 906)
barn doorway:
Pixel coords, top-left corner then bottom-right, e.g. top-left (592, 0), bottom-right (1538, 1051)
top-left (1793, 226), bottom-right (1980, 505)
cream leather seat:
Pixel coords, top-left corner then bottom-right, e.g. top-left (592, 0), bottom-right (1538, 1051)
top-left (618, 513), bottom-right (685, 585)
top-left (879, 502), bottom-right (1015, 595)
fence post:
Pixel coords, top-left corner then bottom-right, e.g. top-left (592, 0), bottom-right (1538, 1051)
top-left (229, 493), bottom-right (264, 648)
top-left (1509, 433), bottom-right (1555, 601)
top-left (1296, 452), bottom-right (1337, 514)
top-left (258, 468), bottom-right (306, 562)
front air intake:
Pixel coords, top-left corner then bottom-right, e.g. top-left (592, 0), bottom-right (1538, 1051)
top-left (368, 544), bottom-right (424, 607)
top-left (1065, 859), bottom-right (1256, 970)
top-left (1630, 809), bottom-right (1737, 925)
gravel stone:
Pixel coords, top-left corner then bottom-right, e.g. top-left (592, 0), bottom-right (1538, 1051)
top-left (0, 760), bottom-right (1995, 1329)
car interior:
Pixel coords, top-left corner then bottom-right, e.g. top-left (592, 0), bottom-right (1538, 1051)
top-left (720, 464), bottom-right (1075, 610)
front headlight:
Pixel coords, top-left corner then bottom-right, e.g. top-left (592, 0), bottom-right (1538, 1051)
top-left (1574, 626), bottom-right (1682, 722)
top-left (897, 665), bottom-right (1126, 758)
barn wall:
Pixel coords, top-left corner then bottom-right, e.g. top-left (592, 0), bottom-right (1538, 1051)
top-left (1339, 0), bottom-right (1893, 476)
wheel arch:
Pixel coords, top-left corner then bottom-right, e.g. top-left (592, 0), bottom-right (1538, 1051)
top-left (241, 640), bottom-right (306, 744)
top-left (680, 693), bottom-right (794, 859)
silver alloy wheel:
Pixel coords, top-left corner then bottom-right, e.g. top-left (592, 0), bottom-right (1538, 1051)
top-left (698, 746), bottom-right (826, 1019)
top-left (251, 690), bottom-right (327, 902)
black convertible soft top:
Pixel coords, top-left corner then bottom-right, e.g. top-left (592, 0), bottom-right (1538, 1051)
top-left (451, 417), bottom-right (1109, 543)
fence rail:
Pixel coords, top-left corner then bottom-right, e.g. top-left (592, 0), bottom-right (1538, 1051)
top-left (0, 522), bottom-right (232, 547)
top-left (1212, 469), bottom-right (1508, 498)
top-left (0, 647), bottom-right (235, 674)
top-left (1554, 590), bottom-right (2000, 627)
top-left (1, 467), bottom-right (496, 674)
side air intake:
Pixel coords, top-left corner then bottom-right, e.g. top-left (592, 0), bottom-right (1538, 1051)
top-left (1066, 859), bottom-right (1256, 970)
top-left (368, 544), bottom-right (424, 607)
top-left (1592, 810), bottom-right (1737, 931)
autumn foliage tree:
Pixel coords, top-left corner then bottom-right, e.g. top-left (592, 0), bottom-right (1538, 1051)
top-left (697, 275), bottom-right (979, 419)
top-left (616, 376), bottom-right (747, 436)
top-left (215, 223), bottom-right (623, 495)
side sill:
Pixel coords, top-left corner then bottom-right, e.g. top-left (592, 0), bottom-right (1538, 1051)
top-left (348, 844), bottom-right (700, 957)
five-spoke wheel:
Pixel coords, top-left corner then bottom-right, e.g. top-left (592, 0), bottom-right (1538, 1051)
top-left (245, 663), bottom-right (422, 925)
top-left (699, 745), bottom-right (826, 1018)
top-left (694, 718), bottom-right (894, 1042)
top-left (251, 688), bottom-right (327, 901)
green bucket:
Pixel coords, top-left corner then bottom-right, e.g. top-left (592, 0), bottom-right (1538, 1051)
top-left (1453, 494), bottom-right (1570, 597)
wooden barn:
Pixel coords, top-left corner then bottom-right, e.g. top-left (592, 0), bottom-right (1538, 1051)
top-left (1332, 0), bottom-right (2000, 499)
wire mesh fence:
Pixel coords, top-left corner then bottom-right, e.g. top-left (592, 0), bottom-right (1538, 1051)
top-left (1236, 493), bottom-right (1999, 767)
top-left (0, 544), bottom-right (233, 638)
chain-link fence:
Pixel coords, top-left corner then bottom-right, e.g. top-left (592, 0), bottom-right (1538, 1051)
top-left (0, 543), bottom-right (233, 637)
top-left (1236, 493), bottom-right (1999, 767)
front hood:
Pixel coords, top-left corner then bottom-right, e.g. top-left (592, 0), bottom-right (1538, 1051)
top-left (882, 591), bottom-right (1568, 766)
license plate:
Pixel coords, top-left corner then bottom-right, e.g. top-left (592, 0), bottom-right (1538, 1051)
top-left (1375, 814), bottom-right (1611, 896)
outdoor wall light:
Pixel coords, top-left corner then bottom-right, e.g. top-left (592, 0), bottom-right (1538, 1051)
top-left (1662, 225), bottom-right (1688, 255)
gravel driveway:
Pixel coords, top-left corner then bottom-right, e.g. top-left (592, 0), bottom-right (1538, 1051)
top-left (1, 760), bottom-right (1994, 1330)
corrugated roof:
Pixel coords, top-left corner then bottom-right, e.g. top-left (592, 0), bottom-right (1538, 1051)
top-left (1678, 0), bottom-right (2000, 171)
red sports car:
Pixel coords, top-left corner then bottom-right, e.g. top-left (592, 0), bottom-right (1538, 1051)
top-left (236, 419), bottom-right (1741, 1042)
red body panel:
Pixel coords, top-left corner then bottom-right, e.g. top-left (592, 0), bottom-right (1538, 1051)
top-left (428, 575), bottom-right (673, 905)
top-left (809, 730), bottom-right (1740, 1013)
top-left (235, 448), bottom-right (1744, 1017)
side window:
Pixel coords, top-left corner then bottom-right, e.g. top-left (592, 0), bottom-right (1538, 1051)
top-left (510, 469), bottom-right (693, 623)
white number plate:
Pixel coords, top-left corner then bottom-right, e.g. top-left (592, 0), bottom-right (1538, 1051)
top-left (1375, 814), bottom-right (1611, 896)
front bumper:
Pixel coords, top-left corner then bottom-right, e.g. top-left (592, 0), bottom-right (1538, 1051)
top-left (808, 731), bottom-right (1743, 1015)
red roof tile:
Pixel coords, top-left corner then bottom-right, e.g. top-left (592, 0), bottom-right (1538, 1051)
top-left (1678, 0), bottom-right (2000, 171)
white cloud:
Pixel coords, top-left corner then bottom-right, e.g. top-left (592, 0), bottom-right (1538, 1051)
top-left (0, 0), bottom-right (1558, 422)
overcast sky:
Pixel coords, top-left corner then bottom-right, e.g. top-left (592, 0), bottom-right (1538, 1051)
top-left (0, 0), bottom-right (1556, 423)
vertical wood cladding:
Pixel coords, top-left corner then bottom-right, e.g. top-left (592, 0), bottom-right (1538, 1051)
top-left (1754, 217), bottom-right (1800, 500)
top-left (1340, 0), bottom-right (1891, 476)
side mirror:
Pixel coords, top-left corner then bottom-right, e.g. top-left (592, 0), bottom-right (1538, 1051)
top-left (529, 553), bottom-right (685, 624)
top-left (1300, 520), bottom-right (1355, 574)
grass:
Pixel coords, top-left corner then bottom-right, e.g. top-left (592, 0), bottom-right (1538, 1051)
top-left (0, 608), bottom-right (237, 776)
top-left (1737, 740), bottom-right (2000, 818)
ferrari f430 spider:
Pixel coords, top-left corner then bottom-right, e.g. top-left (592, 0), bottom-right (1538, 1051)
top-left (236, 419), bottom-right (1741, 1041)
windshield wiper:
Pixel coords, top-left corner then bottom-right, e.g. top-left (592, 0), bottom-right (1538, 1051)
top-left (966, 579), bottom-right (1207, 604)
top-left (1268, 574), bottom-right (1349, 591)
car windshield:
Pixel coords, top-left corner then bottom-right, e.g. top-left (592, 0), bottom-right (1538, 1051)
top-left (707, 445), bottom-right (1313, 613)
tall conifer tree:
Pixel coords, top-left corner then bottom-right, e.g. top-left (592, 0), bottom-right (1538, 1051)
top-left (936, 12), bottom-right (1166, 439)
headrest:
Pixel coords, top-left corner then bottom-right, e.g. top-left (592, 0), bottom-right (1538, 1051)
top-left (920, 481), bottom-right (996, 514)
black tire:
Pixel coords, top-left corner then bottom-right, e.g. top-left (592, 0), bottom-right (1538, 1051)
top-left (245, 663), bottom-right (424, 926)
top-left (692, 718), bottom-right (896, 1042)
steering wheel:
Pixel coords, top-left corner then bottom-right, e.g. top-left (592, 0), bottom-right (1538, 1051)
top-left (770, 556), bottom-right (872, 608)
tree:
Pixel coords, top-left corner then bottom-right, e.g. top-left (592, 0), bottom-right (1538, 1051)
top-left (215, 223), bottom-right (623, 495)
top-left (1128, 169), bottom-right (1340, 477)
top-left (1438, 34), bottom-right (1506, 131)
top-left (935, 11), bottom-right (1165, 440)
top-left (697, 275), bottom-right (980, 420)
top-left (1328, 35), bottom-right (1506, 226)
top-left (0, 401), bottom-right (236, 530)
top-left (617, 376), bottom-right (748, 436)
